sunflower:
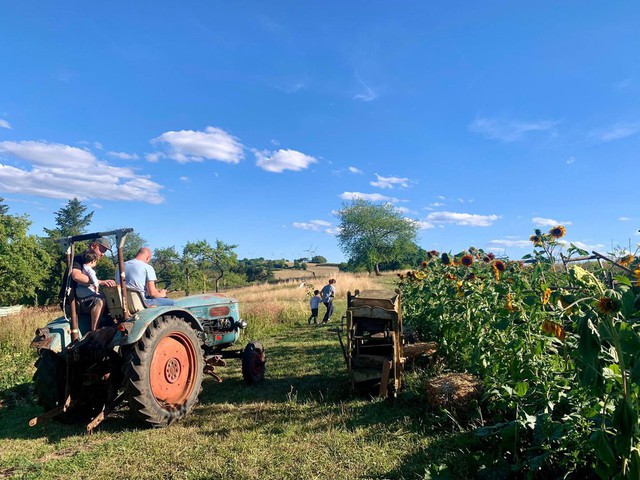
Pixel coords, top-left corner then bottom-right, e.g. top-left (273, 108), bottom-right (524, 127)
top-left (482, 256), bottom-right (491, 263)
top-left (549, 225), bottom-right (566, 239)
top-left (493, 260), bottom-right (506, 272)
top-left (619, 255), bottom-right (634, 267)
top-left (635, 268), bottom-right (640, 287)
top-left (596, 297), bottom-right (620, 315)
top-left (445, 273), bottom-right (456, 280)
top-left (530, 235), bottom-right (542, 246)
top-left (421, 260), bottom-right (428, 268)
top-left (542, 320), bottom-right (566, 341)
top-left (506, 293), bottom-right (518, 312)
top-left (461, 254), bottom-right (474, 267)
top-left (542, 288), bottom-right (551, 305)
top-left (492, 265), bottom-right (501, 282)
top-left (427, 250), bottom-right (439, 259)
top-left (441, 253), bottom-right (452, 265)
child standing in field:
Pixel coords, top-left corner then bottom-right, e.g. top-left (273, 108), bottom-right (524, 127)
top-left (308, 290), bottom-right (322, 325)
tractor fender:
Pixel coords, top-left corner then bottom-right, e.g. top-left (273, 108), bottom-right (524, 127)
top-left (110, 307), bottom-right (204, 347)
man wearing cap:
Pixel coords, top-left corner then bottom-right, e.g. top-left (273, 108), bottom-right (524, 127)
top-left (70, 237), bottom-right (117, 330)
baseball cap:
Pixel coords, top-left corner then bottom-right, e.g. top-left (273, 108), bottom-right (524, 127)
top-left (93, 237), bottom-right (112, 252)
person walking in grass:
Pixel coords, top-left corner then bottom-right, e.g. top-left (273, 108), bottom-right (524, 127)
top-left (320, 278), bottom-right (336, 324)
top-left (308, 289), bottom-right (322, 325)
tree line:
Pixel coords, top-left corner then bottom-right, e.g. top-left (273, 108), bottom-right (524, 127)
top-left (0, 196), bottom-right (424, 306)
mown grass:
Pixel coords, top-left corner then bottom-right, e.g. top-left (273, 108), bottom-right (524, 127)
top-left (0, 273), bottom-right (468, 479)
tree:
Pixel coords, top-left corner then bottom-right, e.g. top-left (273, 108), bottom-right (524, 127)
top-left (43, 197), bottom-right (93, 238)
top-left (0, 199), bottom-right (51, 305)
top-left (40, 198), bottom-right (94, 304)
top-left (182, 239), bottom-right (238, 293)
top-left (153, 246), bottom-right (183, 291)
top-left (311, 255), bottom-right (327, 264)
top-left (336, 199), bottom-right (418, 275)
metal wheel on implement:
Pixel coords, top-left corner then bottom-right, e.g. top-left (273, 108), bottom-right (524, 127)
top-left (241, 341), bottom-right (265, 385)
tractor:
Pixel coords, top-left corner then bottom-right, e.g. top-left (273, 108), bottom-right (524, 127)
top-left (29, 228), bottom-right (265, 432)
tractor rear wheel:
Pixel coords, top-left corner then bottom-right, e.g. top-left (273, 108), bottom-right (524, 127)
top-left (33, 349), bottom-right (66, 411)
top-left (242, 341), bottom-right (266, 385)
top-left (124, 316), bottom-right (204, 427)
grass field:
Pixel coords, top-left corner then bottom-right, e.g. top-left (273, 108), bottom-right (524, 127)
top-left (0, 273), bottom-right (467, 479)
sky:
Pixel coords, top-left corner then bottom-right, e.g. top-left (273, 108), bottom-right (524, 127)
top-left (1, 2), bottom-right (639, 262)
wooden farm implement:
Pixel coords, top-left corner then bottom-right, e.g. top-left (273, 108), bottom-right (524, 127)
top-left (333, 289), bottom-right (436, 398)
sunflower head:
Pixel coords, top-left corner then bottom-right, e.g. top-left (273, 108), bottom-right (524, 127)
top-left (596, 297), bottom-right (620, 315)
top-left (421, 260), bottom-right (428, 268)
top-left (530, 235), bottom-right (543, 246)
top-left (482, 256), bottom-right (491, 263)
top-left (493, 260), bottom-right (506, 272)
top-left (461, 254), bottom-right (474, 267)
top-left (619, 255), bottom-right (635, 267)
top-left (549, 225), bottom-right (566, 239)
top-left (427, 250), bottom-right (439, 259)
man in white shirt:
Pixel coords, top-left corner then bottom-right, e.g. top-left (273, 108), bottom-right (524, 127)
top-left (120, 247), bottom-right (174, 307)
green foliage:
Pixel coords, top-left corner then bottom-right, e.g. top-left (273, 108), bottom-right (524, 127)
top-left (43, 197), bottom-right (93, 238)
top-left (182, 239), bottom-right (238, 293)
top-left (401, 230), bottom-right (640, 477)
top-left (119, 231), bottom-right (147, 261)
top-left (311, 255), bottom-right (327, 264)
top-left (39, 198), bottom-right (94, 304)
top-left (236, 258), bottom-right (275, 283)
top-left (336, 199), bottom-right (418, 274)
top-left (0, 200), bottom-right (51, 305)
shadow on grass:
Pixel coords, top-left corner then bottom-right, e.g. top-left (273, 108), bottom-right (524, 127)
top-left (0, 324), bottom-right (432, 448)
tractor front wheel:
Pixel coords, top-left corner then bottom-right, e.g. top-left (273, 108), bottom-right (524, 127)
top-left (33, 349), bottom-right (66, 411)
top-left (242, 341), bottom-right (266, 385)
top-left (124, 316), bottom-right (204, 427)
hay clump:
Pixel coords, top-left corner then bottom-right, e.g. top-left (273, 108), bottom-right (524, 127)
top-left (425, 373), bottom-right (482, 411)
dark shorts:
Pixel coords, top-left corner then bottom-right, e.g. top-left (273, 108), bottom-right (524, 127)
top-left (76, 294), bottom-right (103, 314)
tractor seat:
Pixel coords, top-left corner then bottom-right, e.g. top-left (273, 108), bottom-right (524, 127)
top-left (102, 285), bottom-right (146, 319)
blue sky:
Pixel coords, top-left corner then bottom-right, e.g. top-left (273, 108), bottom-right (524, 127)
top-left (1, 2), bottom-right (639, 262)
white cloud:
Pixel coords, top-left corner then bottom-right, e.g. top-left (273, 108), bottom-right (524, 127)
top-left (339, 191), bottom-right (399, 203)
top-left (151, 126), bottom-right (244, 163)
top-left (469, 116), bottom-right (559, 142)
top-left (532, 217), bottom-right (572, 227)
top-left (325, 227), bottom-right (341, 236)
top-left (559, 240), bottom-right (605, 251)
top-left (180, 176), bottom-right (189, 182)
top-left (0, 119), bottom-right (12, 130)
top-left (255, 149), bottom-right (317, 173)
top-left (591, 122), bottom-right (640, 142)
top-left (145, 153), bottom-right (161, 162)
top-left (0, 140), bottom-right (164, 204)
top-left (353, 72), bottom-right (378, 102)
top-left (395, 206), bottom-right (415, 214)
top-left (619, 217), bottom-right (632, 221)
top-left (370, 173), bottom-right (410, 189)
top-left (108, 151), bottom-right (139, 160)
top-left (566, 156), bottom-right (575, 165)
top-left (488, 239), bottom-right (531, 248)
top-left (348, 166), bottom-right (363, 174)
top-left (293, 219), bottom-right (332, 231)
top-left (426, 211), bottom-right (500, 227)
top-left (415, 220), bottom-right (434, 230)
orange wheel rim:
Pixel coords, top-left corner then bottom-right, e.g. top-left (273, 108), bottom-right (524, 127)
top-left (149, 332), bottom-right (197, 406)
